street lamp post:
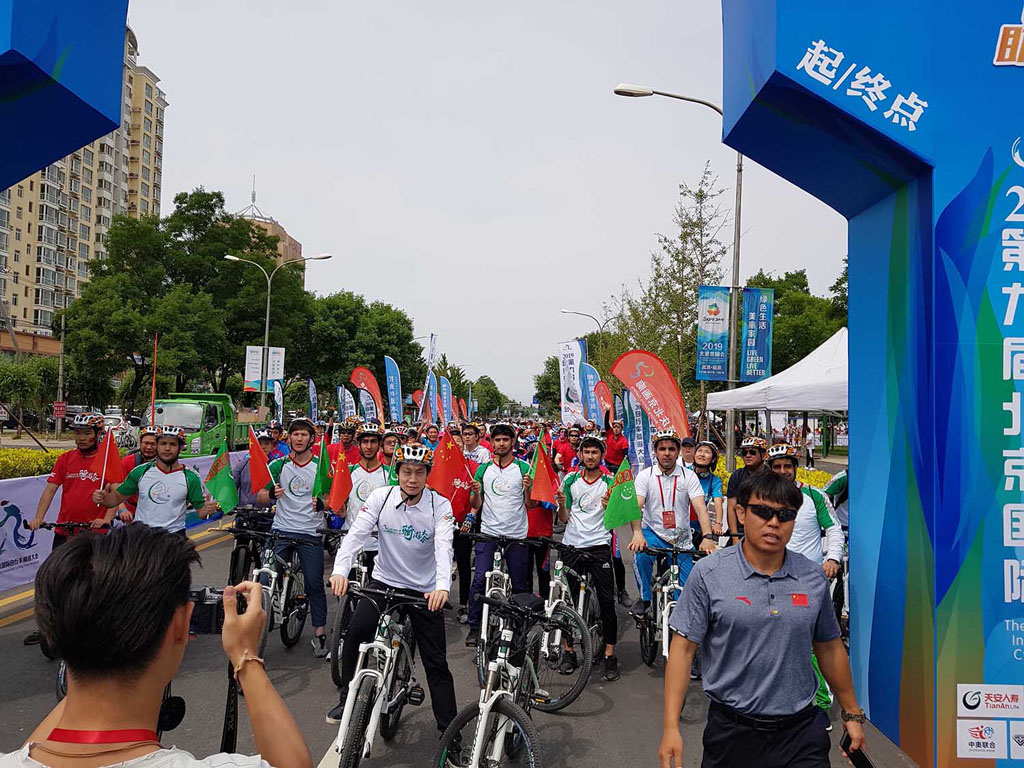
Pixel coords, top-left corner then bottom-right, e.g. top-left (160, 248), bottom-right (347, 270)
top-left (560, 308), bottom-right (606, 369)
top-left (614, 83), bottom-right (745, 470)
top-left (224, 252), bottom-right (332, 411)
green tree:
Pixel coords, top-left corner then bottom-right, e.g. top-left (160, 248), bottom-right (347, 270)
top-left (0, 359), bottom-right (39, 433)
top-left (533, 356), bottom-right (561, 413)
top-left (829, 257), bottom-right (848, 322)
top-left (473, 375), bottom-right (507, 416)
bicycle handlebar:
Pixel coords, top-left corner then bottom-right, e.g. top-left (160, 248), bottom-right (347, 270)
top-left (465, 532), bottom-right (545, 548)
top-left (23, 521), bottom-right (109, 531)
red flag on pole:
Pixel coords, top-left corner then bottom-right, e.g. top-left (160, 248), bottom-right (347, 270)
top-left (458, 398), bottom-right (469, 421)
top-left (91, 428), bottom-right (126, 487)
top-left (328, 446), bottom-right (353, 512)
top-left (427, 430), bottom-right (474, 519)
top-left (248, 426), bottom-right (273, 494)
top-left (611, 350), bottom-right (692, 438)
top-left (594, 381), bottom-right (613, 423)
top-left (412, 389), bottom-right (424, 408)
top-left (529, 429), bottom-right (559, 505)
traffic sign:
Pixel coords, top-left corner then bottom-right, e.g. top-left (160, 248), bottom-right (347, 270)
top-left (53, 401), bottom-right (66, 419)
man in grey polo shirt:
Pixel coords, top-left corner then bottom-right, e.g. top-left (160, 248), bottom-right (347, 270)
top-left (658, 472), bottom-right (867, 768)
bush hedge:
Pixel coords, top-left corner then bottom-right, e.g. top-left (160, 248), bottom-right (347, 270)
top-left (714, 458), bottom-right (833, 493)
top-left (0, 449), bottom-right (69, 480)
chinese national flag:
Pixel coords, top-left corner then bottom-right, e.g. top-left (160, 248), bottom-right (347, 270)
top-left (529, 430), bottom-right (558, 505)
top-left (427, 430), bottom-right (474, 520)
top-left (248, 426), bottom-right (273, 494)
top-left (91, 428), bottom-right (126, 486)
top-left (327, 448), bottom-right (353, 512)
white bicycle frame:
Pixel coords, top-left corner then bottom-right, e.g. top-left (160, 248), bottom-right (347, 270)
top-left (479, 547), bottom-right (510, 652)
top-left (333, 608), bottom-right (415, 761)
top-left (540, 558), bottom-right (572, 650)
top-left (658, 562), bottom-right (682, 659)
top-left (468, 628), bottom-right (522, 767)
top-left (252, 545), bottom-right (297, 630)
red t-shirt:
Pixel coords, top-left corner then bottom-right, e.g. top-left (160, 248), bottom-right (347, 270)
top-left (480, 438), bottom-right (492, 451)
top-left (527, 503), bottom-right (556, 538)
top-left (120, 453), bottom-right (143, 514)
top-left (555, 443), bottom-right (577, 473)
top-left (605, 431), bottom-right (629, 467)
top-left (47, 449), bottom-right (103, 524)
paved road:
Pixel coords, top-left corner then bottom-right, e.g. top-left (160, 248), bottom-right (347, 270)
top-left (0, 524), bottom-right (913, 768)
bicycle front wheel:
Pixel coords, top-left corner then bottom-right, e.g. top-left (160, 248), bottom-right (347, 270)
top-left (257, 586), bottom-right (272, 658)
top-left (435, 697), bottom-right (543, 768)
top-left (280, 561), bottom-right (307, 648)
top-left (530, 604), bottom-right (593, 713)
top-left (476, 607), bottom-right (504, 687)
top-left (639, 618), bottom-right (657, 667)
top-left (585, 589), bottom-right (604, 663)
top-left (339, 676), bottom-right (376, 768)
top-left (330, 595), bottom-right (355, 687)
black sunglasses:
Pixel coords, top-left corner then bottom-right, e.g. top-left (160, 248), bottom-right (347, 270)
top-left (740, 449), bottom-right (761, 457)
top-left (746, 503), bottom-right (799, 523)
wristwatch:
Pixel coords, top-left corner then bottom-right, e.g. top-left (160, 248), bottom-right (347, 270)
top-left (703, 533), bottom-right (718, 541)
top-left (841, 709), bottom-right (867, 723)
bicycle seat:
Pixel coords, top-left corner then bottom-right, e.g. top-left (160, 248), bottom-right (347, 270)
top-left (511, 593), bottom-right (546, 615)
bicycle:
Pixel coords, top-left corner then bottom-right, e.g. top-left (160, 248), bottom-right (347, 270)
top-left (225, 505), bottom-right (275, 586)
top-left (331, 585), bottom-right (432, 768)
top-left (329, 531), bottom-right (379, 687)
top-left (633, 544), bottom-right (698, 667)
top-left (436, 594), bottom-right (546, 768)
top-left (536, 538), bottom-right (608, 667)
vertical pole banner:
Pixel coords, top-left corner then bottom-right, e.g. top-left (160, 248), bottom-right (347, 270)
top-left (594, 381), bottom-right (614, 423)
top-left (307, 379), bottom-right (318, 421)
top-left (243, 346), bottom-right (263, 392)
top-left (696, 285), bottom-right (731, 381)
top-left (558, 340), bottom-right (587, 425)
top-left (468, 382), bottom-right (473, 416)
top-left (740, 288), bottom-right (774, 383)
top-left (273, 380), bottom-right (284, 420)
top-left (613, 394), bottom-right (624, 423)
top-left (439, 377), bottom-right (453, 423)
top-left (266, 347), bottom-right (286, 392)
top-left (340, 387), bottom-right (357, 419)
top-left (622, 390), bottom-right (652, 475)
top-left (358, 390), bottom-right (378, 422)
top-left (458, 398), bottom-right (468, 421)
top-left (383, 356), bottom-right (403, 423)
top-left (417, 334), bottom-right (438, 421)
top-left (350, 367), bottom-right (384, 420)
top-left (579, 363), bottom-right (602, 421)
top-left (611, 350), bottom-right (691, 438)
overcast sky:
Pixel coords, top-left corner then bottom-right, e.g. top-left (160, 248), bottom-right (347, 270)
top-left (127, 1), bottom-right (846, 403)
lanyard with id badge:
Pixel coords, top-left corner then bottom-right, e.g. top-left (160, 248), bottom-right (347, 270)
top-left (658, 474), bottom-right (678, 533)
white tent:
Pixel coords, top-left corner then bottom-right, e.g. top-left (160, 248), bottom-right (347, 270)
top-left (706, 327), bottom-right (848, 412)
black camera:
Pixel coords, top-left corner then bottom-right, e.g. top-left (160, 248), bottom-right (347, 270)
top-left (188, 586), bottom-right (243, 635)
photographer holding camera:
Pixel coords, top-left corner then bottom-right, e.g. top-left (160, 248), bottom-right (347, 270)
top-left (2, 524), bottom-right (312, 768)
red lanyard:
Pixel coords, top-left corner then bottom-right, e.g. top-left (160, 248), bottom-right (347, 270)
top-left (657, 474), bottom-right (678, 511)
top-left (48, 729), bottom-right (159, 744)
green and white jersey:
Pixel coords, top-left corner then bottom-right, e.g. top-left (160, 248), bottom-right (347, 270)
top-left (344, 462), bottom-right (390, 551)
top-left (473, 458), bottom-right (531, 538)
top-left (117, 462), bottom-right (206, 533)
top-left (823, 470), bottom-right (849, 527)
top-left (561, 471), bottom-right (614, 548)
top-left (787, 483), bottom-right (844, 565)
top-left (267, 455), bottom-right (322, 535)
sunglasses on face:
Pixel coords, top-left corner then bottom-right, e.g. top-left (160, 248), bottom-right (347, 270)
top-left (740, 449), bottom-right (761, 457)
top-left (746, 504), bottom-right (799, 523)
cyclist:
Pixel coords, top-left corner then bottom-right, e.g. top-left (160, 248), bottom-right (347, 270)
top-left (554, 425), bottom-right (581, 475)
top-left (692, 440), bottom-right (725, 537)
top-left (93, 426), bottom-right (218, 535)
top-left (256, 417), bottom-right (330, 658)
top-left (339, 422), bottom-right (391, 573)
top-left (465, 421), bottom-right (534, 647)
top-left (332, 417), bottom-right (361, 465)
top-left (766, 442), bottom-right (844, 718)
top-left (628, 429), bottom-right (717, 618)
top-left (234, 428), bottom-right (275, 508)
top-left (118, 425), bottom-right (160, 522)
top-left (422, 423), bottom-right (440, 450)
top-left (679, 437), bottom-right (697, 470)
top-left (326, 443), bottom-right (457, 734)
top-left (555, 434), bottom-right (621, 681)
top-left (461, 421), bottom-right (490, 464)
top-left (824, 468), bottom-right (849, 529)
top-left (267, 419), bottom-right (290, 460)
top-left (725, 436), bottom-right (769, 540)
top-left (380, 424), bottom-right (400, 483)
top-left (604, 419), bottom-right (629, 471)
top-left (24, 413), bottom-right (110, 647)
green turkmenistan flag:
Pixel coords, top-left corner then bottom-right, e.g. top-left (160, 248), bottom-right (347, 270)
top-left (205, 441), bottom-right (238, 514)
top-left (312, 433), bottom-right (332, 498)
top-left (603, 458), bottom-right (641, 531)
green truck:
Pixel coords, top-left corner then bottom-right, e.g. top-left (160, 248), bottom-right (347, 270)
top-left (146, 393), bottom-right (268, 458)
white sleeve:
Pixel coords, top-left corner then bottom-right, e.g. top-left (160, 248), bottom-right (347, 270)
top-left (634, 468), bottom-right (649, 505)
top-left (432, 493), bottom-right (455, 592)
top-left (332, 490), bottom-right (383, 577)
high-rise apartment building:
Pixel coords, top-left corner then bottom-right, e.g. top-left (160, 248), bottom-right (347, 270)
top-left (0, 25), bottom-right (166, 340)
top-left (238, 190), bottom-right (306, 285)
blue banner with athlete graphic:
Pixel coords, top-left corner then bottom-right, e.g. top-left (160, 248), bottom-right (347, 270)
top-left (696, 285), bottom-right (731, 381)
top-left (383, 356), bottom-right (403, 423)
top-left (439, 376), bottom-right (453, 424)
top-left (580, 363), bottom-right (602, 422)
top-left (740, 287), bottom-right (774, 383)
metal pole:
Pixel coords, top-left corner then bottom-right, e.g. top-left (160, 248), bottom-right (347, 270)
top-left (725, 151), bottom-right (744, 471)
top-left (56, 314), bottom-right (65, 439)
top-left (261, 271), bottom-right (272, 412)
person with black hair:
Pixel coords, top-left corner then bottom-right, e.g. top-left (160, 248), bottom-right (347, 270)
top-left (4, 524), bottom-right (311, 768)
top-left (658, 472), bottom-right (867, 768)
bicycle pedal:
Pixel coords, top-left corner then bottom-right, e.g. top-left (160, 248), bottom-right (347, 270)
top-left (532, 689), bottom-right (550, 702)
top-left (407, 683), bottom-right (425, 706)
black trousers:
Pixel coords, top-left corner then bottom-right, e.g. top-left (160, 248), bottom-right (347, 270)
top-left (340, 579), bottom-right (457, 733)
top-left (701, 704), bottom-right (830, 768)
top-left (529, 544), bottom-right (550, 597)
top-left (562, 544), bottom-right (617, 648)
top-left (453, 531), bottom-right (473, 606)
